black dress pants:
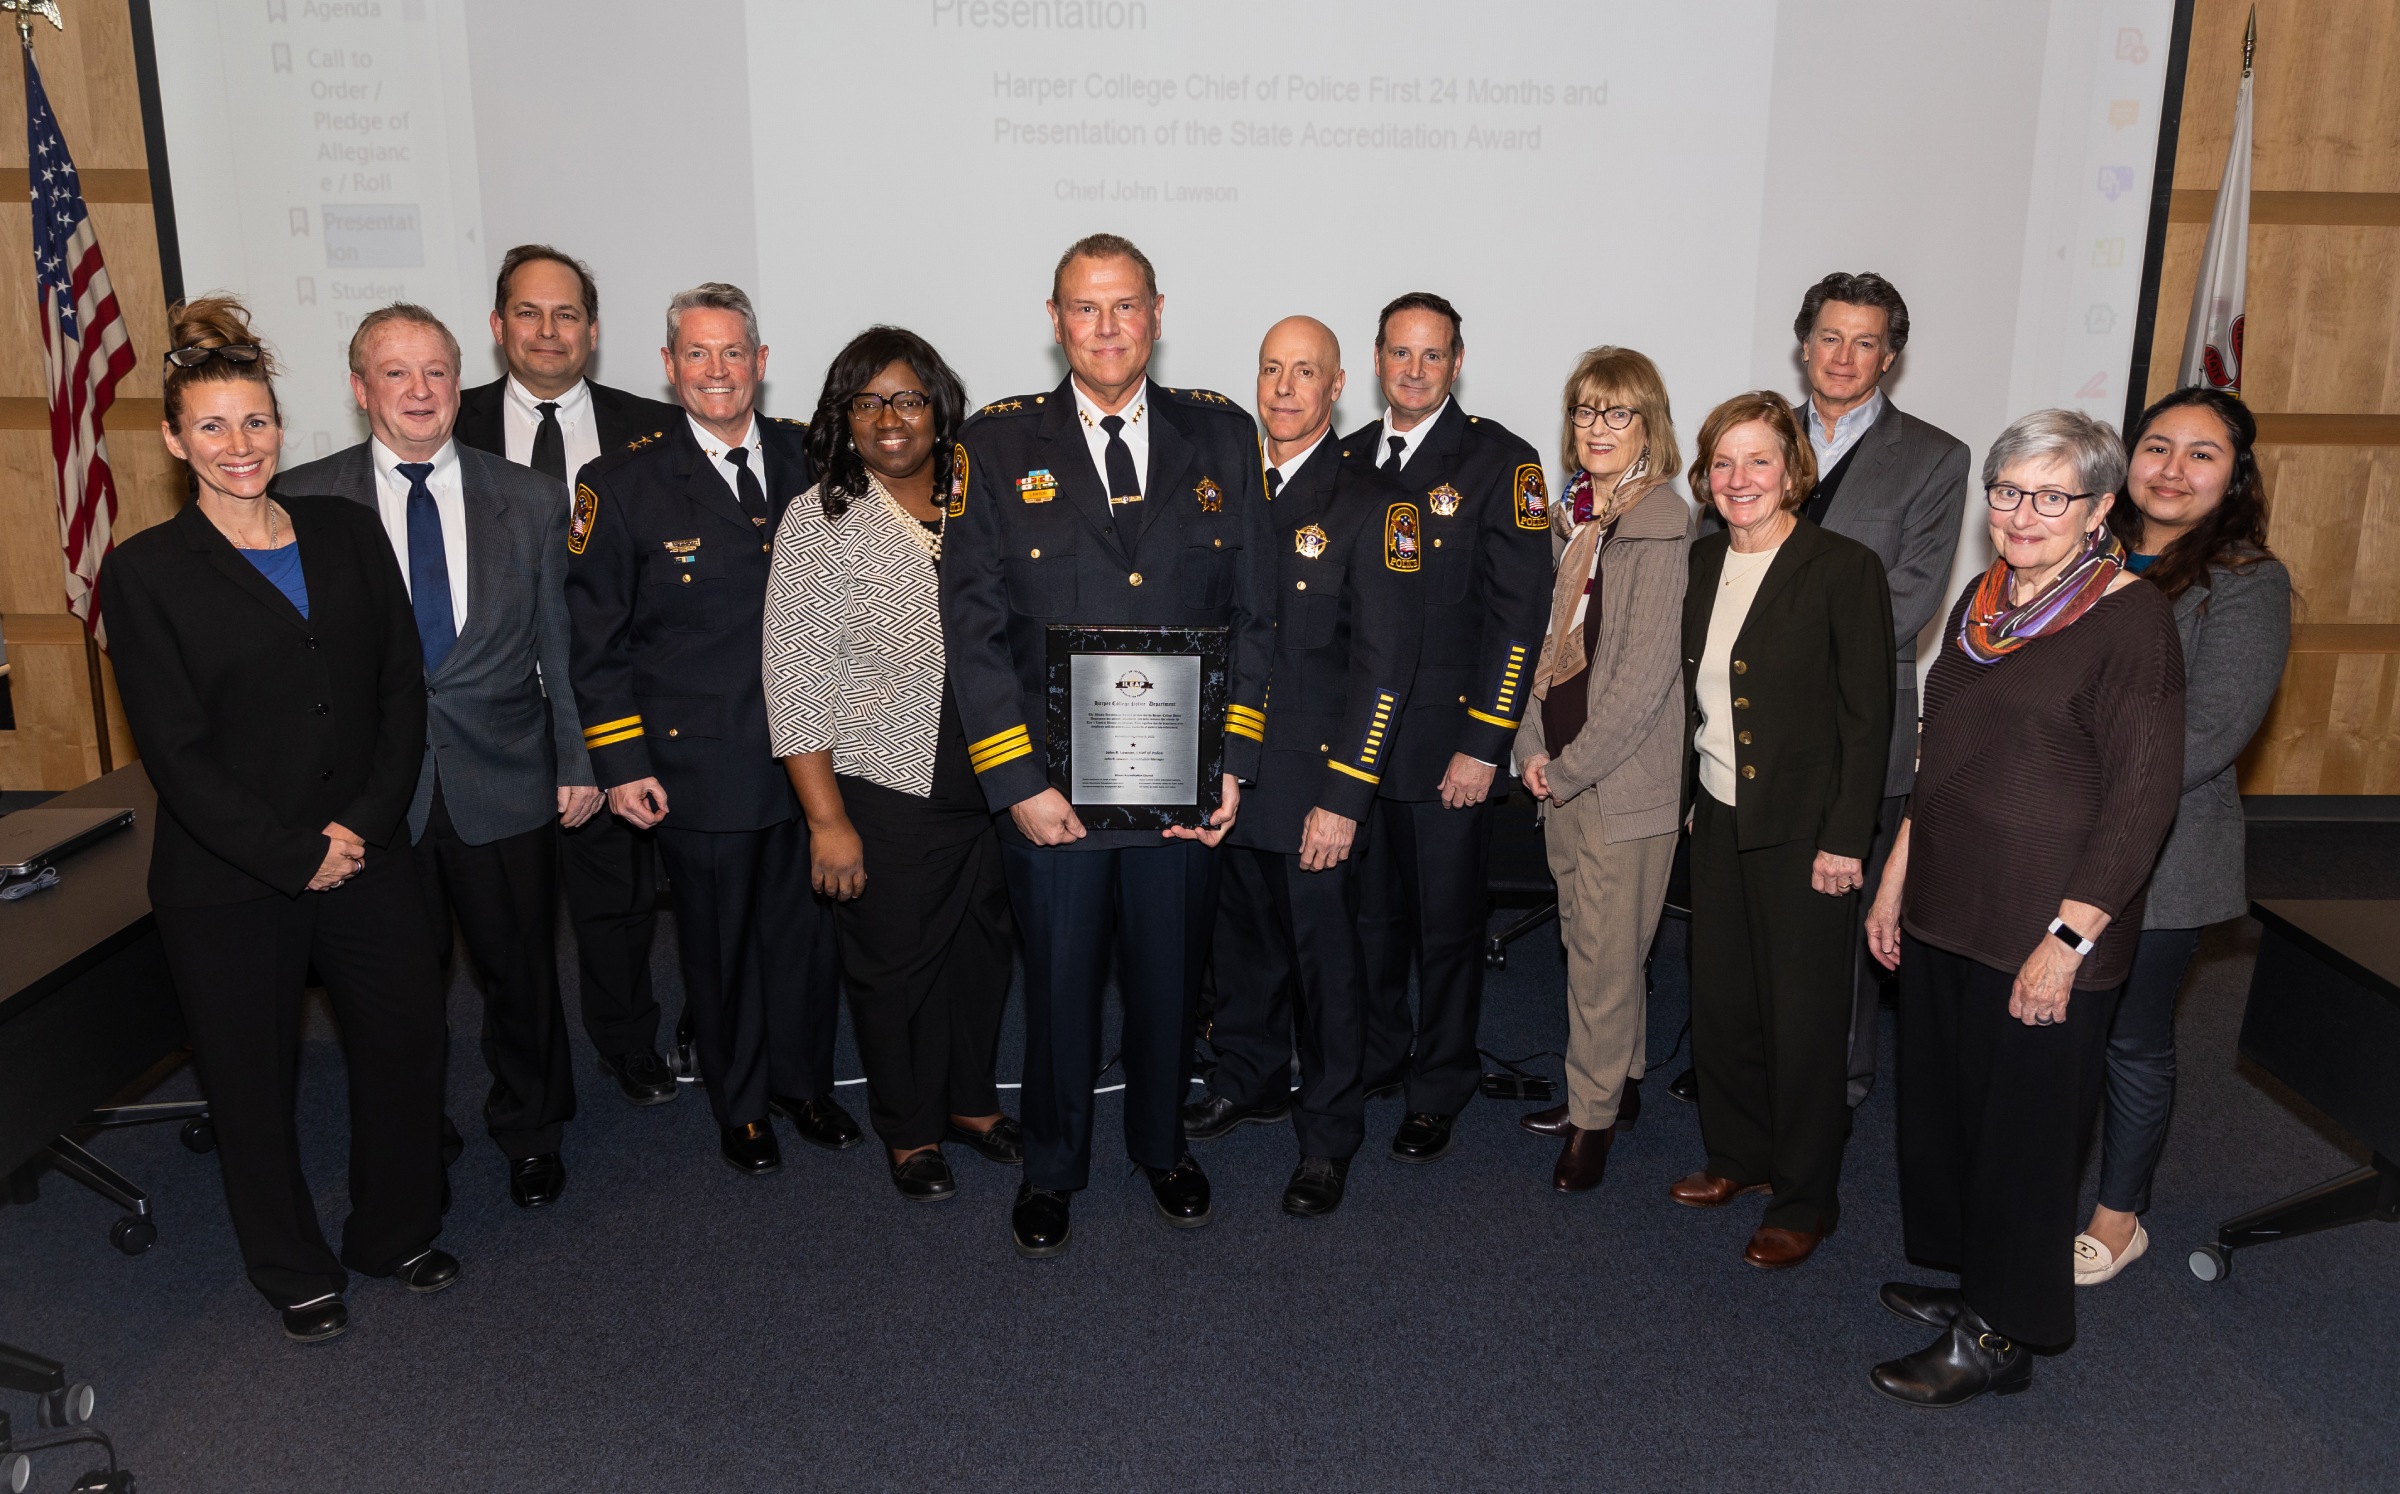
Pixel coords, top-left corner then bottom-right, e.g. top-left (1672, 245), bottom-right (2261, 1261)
top-left (1688, 791), bottom-right (1857, 1234)
top-left (1209, 843), bottom-right (1372, 1160)
top-left (1358, 795), bottom-right (1496, 1116)
top-left (154, 842), bottom-right (445, 1309)
top-left (833, 776), bottom-right (1014, 1151)
top-left (654, 819), bottom-right (838, 1129)
top-left (2095, 926), bottom-right (2202, 1215)
top-left (414, 781), bottom-right (576, 1160)
top-left (1897, 936), bottom-right (2122, 1348)
top-left (556, 804), bottom-right (660, 1061)
top-left (1001, 837), bottom-right (1216, 1192)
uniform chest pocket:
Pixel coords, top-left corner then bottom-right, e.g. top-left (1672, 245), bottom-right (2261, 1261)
top-left (1427, 529), bottom-right (1473, 606)
top-left (1280, 559), bottom-right (1346, 649)
top-left (642, 547), bottom-right (725, 630)
top-left (1002, 534), bottom-right (1078, 617)
top-left (1181, 535), bottom-right (1235, 609)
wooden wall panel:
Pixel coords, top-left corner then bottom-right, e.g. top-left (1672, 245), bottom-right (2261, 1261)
top-left (2141, 0), bottom-right (2400, 795)
top-left (0, 2), bottom-right (175, 791)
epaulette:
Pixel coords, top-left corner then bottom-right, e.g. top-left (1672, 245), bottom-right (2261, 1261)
top-left (1159, 386), bottom-right (1241, 412)
top-left (579, 429), bottom-right (668, 483)
top-left (766, 415), bottom-right (808, 430)
top-left (628, 428), bottom-right (665, 452)
top-left (970, 394), bottom-right (1045, 419)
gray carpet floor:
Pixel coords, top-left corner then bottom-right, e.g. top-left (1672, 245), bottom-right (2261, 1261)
top-left (1, 813), bottom-right (2394, 1492)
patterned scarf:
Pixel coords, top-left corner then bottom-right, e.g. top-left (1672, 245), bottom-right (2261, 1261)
top-left (1959, 525), bottom-right (2127, 664)
top-left (1533, 462), bottom-right (1655, 701)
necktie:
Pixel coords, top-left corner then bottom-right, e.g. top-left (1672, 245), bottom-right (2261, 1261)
top-left (531, 400), bottom-right (566, 482)
top-left (1266, 468), bottom-right (1285, 500)
top-left (1382, 434), bottom-right (1407, 474)
top-left (723, 444), bottom-right (769, 528)
top-left (1100, 413), bottom-right (1142, 551)
top-left (399, 460), bottom-right (456, 676)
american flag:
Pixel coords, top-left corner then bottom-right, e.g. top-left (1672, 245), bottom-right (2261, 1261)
top-left (26, 43), bottom-right (133, 646)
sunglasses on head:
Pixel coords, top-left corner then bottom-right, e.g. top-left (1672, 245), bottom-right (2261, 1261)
top-left (163, 343), bottom-right (263, 371)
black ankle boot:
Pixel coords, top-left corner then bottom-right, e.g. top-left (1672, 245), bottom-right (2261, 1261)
top-left (1870, 1304), bottom-right (2032, 1407)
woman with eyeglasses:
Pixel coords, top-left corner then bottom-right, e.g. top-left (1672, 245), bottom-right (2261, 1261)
top-left (764, 326), bottom-right (1019, 1202)
top-left (1512, 348), bottom-right (1691, 1194)
top-left (100, 296), bottom-right (454, 1344)
top-left (2070, 388), bottom-right (2288, 1287)
top-left (1863, 409), bottom-right (2184, 1406)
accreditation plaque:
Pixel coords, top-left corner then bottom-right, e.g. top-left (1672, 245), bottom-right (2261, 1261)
top-left (1043, 625), bottom-right (1232, 831)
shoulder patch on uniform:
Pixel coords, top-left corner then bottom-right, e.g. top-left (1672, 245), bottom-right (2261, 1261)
top-left (948, 442), bottom-right (969, 518)
top-left (974, 395), bottom-right (1038, 418)
top-left (569, 482), bottom-right (599, 555)
top-left (1385, 502), bottom-right (1422, 572)
top-left (1513, 464), bottom-right (1550, 530)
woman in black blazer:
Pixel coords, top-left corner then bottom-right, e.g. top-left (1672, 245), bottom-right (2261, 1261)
top-left (1670, 391), bottom-right (1894, 1269)
top-left (99, 297), bottom-right (456, 1345)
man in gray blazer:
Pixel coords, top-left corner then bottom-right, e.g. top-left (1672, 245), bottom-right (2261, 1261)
top-left (276, 303), bottom-right (600, 1209)
top-left (1790, 272), bottom-right (1969, 1106)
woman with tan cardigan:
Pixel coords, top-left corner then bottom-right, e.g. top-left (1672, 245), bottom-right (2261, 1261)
top-left (1516, 347), bottom-right (1693, 1194)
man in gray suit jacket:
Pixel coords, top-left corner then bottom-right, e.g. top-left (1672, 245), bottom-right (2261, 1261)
top-left (276, 303), bottom-right (600, 1209)
top-left (1790, 272), bottom-right (1969, 1106)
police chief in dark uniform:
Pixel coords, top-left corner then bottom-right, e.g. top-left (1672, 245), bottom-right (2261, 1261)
top-left (942, 233), bottom-right (1272, 1258)
top-left (564, 282), bottom-right (857, 1174)
top-left (1183, 315), bottom-right (1424, 1219)
top-left (1345, 292), bottom-right (1555, 1164)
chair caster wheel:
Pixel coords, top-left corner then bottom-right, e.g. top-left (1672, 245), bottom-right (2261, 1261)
top-left (110, 1216), bottom-right (156, 1256)
top-left (180, 1118), bottom-right (217, 1153)
top-left (1485, 940), bottom-right (1508, 971)
top-left (2188, 1242), bottom-right (2231, 1282)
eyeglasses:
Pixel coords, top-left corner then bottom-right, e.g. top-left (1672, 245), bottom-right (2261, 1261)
top-left (1985, 483), bottom-right (2097, 517)
top-left (847, 391), bottom-right (932, 420)
top-left (164, 343), bottom-right (263, 371)
top-left (1571, 404), bottom-right (1637, 430)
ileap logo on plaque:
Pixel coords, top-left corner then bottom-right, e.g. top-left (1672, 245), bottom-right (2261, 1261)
top-left (1114, 670), bottom-right (1155, 699)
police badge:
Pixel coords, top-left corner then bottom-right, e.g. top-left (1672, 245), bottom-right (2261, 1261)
top-left (1196, 476), bottom-right (1223, 513)
top-left (1294, 523), bottom-right (1329, 558)
top-left (1427, 483), bottom-right (1463, 517)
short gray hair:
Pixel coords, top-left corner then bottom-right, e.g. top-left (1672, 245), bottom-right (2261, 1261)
top-left (665, 281), bottom-right (760, 351)
top-left (1981, 408), bottom-right (2126, 497)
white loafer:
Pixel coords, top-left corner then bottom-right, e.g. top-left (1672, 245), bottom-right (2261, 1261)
top-left (2073, 1221), bottom-right (2150, 1285)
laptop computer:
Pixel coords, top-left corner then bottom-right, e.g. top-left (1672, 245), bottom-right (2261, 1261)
top-left (0, 805), bottom-right (136, 878)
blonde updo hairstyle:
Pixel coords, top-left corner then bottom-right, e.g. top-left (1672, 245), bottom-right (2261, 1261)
top-left (163, 295), bottom-right (281, 432)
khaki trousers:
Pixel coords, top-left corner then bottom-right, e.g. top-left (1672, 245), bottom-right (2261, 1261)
top-left (1543, 791), bottom-right (1677, 1130)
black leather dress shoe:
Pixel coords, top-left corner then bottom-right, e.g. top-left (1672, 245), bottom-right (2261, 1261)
top-left (890, 1149), bottom-right (957, 1203)
top-left (1881, 1280), bottom-right (1965, 1329)
top-left (770, 1094), bottom-right (863, 1151)
top-left (1143, 1153), bottom-right (1213, 1228)
top-left (1282, 1155), bottom-right (1351, 1218)
top-left (947, 1114), bottom-right (1025, 1165)
top-left (720, 1120), bottom-right (782, 1175)
top-left (1390, 1111), bottom-right (1456, 1163)
top-left (508, 1152), bottom-right (567, 1209)
top-left (280, 1297), bottom-right (349, 1344)
top-left (394, 1248), bottom-right (461, 1294)
top-left (1871, 1305), bottom-right (2032, 1407)
top-left (1011, 1182), bottom-right (1072, 1259)
top-left (1667, 1067), bottom-right (1698, 1103)
top-left (1181, 1093), bottom-right (1291, 1141)
top-left (597, 1049), bottom-right (678, 1106)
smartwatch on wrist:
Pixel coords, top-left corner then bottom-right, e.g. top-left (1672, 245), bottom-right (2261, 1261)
top-left (2047, 917), bottom-right (2095, 957)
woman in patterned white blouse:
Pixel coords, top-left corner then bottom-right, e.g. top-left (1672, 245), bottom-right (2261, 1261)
top-left (765, 327), bottom-right (1020, 1202)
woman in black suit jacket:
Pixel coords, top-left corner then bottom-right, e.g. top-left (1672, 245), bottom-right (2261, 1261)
top-left (99, 297), bottom-right (456, 1345)
top-left (1670, 391), bottom-right (1894, 1270)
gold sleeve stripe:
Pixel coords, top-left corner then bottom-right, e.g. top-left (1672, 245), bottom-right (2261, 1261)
top-left (968, 724), bottom-right (1031, 756)
top-left (972, 739), bottom-right (1034, 773)
top-left (1467, 708), bottom-right (1520, 729)
top-left (1226, 704), bottom-right (1267, 726)
top-left (1225, 718), bottom-right (1265, 743)
top-left (583, 714), bottom-right (642, 742)
top-left (1328, 760), bottom-right (1381, 784)
top-left (586, 725), bottom-right (645, 749)
top-left (969, 728), bottom-right (1033, 768)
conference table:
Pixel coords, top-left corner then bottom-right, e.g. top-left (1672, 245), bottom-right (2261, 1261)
top-left (2191, 899), bottom-right (2400, 1280)
top-left (0, 763), bottom-right (208, 1256)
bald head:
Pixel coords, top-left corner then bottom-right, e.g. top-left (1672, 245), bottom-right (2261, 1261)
top-left (1256, 315), bottom-right (1346, 460)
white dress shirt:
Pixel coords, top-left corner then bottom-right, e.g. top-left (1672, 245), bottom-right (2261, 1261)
top-left (1807, 386), bottom-right (1885, 476)
top-left (1268, 427), bottom-right (1330, 494)
top-left (1377, 396), bottom-right (1453, 474)
top-left (369, 436), bottom-right (468, 630)
top-left (501, 375), bottom-right (601, 493)
top-left (1695, 542), bottom-right (1782, 804)
top-left (686, 412), bottom-right (765, 504)
top-left (1072, 378), bottom-right (1151, 500)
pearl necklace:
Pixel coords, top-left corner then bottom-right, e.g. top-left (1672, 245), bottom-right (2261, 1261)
top-left (873, 479), bottom-right (942, 562)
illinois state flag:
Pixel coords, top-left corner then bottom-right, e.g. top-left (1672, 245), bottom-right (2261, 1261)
top-left (2178, 26), bottom-right (2253, 395)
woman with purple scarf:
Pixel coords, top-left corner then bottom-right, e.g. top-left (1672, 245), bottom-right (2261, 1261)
top-left (1862, 408), bottom-right (2185, 1407)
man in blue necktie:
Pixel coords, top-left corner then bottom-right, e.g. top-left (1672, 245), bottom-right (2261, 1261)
top-left (276, 304), bottom-right (601, 1212)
